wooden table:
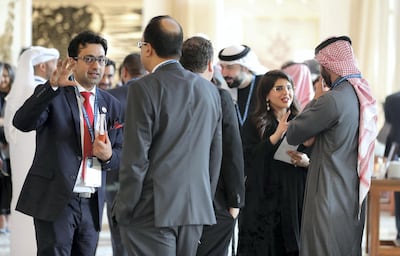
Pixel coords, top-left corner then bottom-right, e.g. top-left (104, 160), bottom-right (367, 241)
top-left (367, 178), bottom-right (400, 255)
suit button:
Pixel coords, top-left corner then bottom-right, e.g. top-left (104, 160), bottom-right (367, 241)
top-left (71, 175), bottom-right (76, 180)
top-left (77, 156), bottom-right (82, 161)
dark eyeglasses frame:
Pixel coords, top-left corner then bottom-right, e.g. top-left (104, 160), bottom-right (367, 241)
top-left (73, 55), bottom-right (108, 66)
top-left (272, 84), bottom-right (294, 92)
top-left (137, 41), bottom-right (148, 49)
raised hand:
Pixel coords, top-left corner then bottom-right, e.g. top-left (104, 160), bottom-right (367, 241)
top-left (50, 58), bottom-right (77, 87)
top-left (269, 110), bottom-right (291, 145)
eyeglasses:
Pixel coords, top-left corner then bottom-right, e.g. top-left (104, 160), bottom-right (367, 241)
top-left (74, 55), bottom-right (108, 66)
top-left (272, 84), bottom-right (294, 92)
top-left (137, 41), bottom-right (148, 49)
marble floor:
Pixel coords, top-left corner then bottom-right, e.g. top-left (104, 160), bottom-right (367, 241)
top-left (0, 209), bottom-right (397, 256)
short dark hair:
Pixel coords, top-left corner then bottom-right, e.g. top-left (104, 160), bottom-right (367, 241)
top-left (121, 53), bottom-right (146, 77)
top-left (143, 15), bottom-right (183, 58)
top-left (180, 36), bottom-right (213, 73)
top-left (106, 59), bottom-right (116, 70)
top-left (68, 31), bottom-right (108, 57)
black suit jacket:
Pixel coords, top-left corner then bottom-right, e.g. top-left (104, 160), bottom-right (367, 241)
top-left (13, 82), bottom-right (123, 231)
top-left (384, 92), bottom-right (400, 156)
top-left (214, 88), bottom-right (245, 210)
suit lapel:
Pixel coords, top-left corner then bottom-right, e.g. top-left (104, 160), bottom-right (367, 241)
top-left (96, 90), bottom-right (108, 115)
top-left (65, 87), bottom-right (82, 148)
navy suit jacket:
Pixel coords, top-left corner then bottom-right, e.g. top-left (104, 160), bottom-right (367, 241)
top-left (108, 80), bottom-right (138, 123)
top-left (13, 82), bottom-right (123, 231)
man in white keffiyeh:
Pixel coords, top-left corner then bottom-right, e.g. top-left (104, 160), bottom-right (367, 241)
top-left (286, 36), bottom-right (378, 256)
top-left (217, 45), bottom-right (267, 127)
top-left (3, 46), bottom-right (59, 256)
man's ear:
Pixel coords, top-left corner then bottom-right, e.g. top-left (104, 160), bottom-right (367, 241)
top-left (142, 43), bottom-right (153, 57)
top-left (38, 63), bottom-right (46, 72)
top-left (207, 60), bottom-right (214, 73)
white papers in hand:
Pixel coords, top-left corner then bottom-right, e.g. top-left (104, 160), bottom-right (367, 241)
top-left (273, 137), bottom-right (298, 164)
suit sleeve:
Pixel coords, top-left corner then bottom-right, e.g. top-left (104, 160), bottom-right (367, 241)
top-left (219, 90), bottom-right (245, 208)
top-left (112, 82), bottom-right (152, 223)
top-left (286, 93), bottom-right (339, 145)
top-left (13, 82), bottom-right (59, 132)
top-left (209, 90), bottom-right (223, 198)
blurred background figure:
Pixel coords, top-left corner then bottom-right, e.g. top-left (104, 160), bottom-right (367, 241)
top-left (98, 58), bottom-right (116, 90)
top-left (303, 59), bottom-right (321, 90)
top-left (281, 61), bottom-right (314, 110)
top-left (382, 91), bottom-right (400, 244)
top-left (4, 46), bottom-right (59, 256)
top-left (118, 53), bottom-right (147, 86)
top-left (0, 62), bottom-right (15, 235)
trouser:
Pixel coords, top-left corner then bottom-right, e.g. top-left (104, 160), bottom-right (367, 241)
top-left (120, 218), bottom-right (203, 256)
top-left (197, 209), bottom-right (236, 256)
top-left (34, 195), bottom-right (99, 256)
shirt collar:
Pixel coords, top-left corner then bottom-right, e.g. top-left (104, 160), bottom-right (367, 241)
top-left (152, 59), bottom-right (178, 73)
top-left (76, 84), bottom-right (97, 96)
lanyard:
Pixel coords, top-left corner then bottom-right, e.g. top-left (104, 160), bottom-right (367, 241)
top-left (75, 87), bottom-right (99, 143)
top-left (331, 74), bottom-right (362, 89)
top-left (235, 76), bottom-right (255, 126)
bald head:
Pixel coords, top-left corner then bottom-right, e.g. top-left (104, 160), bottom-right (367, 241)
top-left (143, 15), bottom-right (183, 58)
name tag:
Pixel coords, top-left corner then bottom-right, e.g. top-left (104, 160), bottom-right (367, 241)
top-left (83, 157), bottom-right (102, 187)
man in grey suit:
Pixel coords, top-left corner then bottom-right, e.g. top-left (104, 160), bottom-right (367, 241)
top-left (112, 15), bottom-right (223, 256)
top-left (286, 36), bottom-right (377, 256)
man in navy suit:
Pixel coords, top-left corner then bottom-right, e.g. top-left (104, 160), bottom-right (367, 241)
top-left (112, 15), bottom-right (222, 256)
top-left (13, 31), bottom-right (123, 255)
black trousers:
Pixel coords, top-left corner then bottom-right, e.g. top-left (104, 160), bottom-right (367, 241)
top-left (34, 195), bottom-right (99, 256)
top-left (196, 209), bottom-right (236, 256)
top-left (106, 189), bottom-right (128, 256)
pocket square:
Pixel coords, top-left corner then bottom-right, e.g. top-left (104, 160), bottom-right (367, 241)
top-left (111, 120), bottom-right (123, 130)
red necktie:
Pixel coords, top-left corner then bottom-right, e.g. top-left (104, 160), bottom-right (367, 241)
top-left (80, 92), bottom-right (94, 179)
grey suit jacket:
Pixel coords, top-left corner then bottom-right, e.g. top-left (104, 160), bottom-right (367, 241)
top-left (286, 81), bottom-right (362, 255)
top-left (113, 61), bottom-right (222, 227)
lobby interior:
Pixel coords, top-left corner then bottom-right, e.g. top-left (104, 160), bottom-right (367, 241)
top-left (0, 0), bottom-right (399, 255)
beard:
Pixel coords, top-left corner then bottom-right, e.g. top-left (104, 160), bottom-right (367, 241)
top-left (320, 67), bottom-right (332, 87)
top-left (224, 75), bottom-right (245, 89)
top-left (226, 78), bottom-right (241, 88)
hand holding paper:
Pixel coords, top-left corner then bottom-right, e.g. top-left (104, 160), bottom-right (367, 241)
top-left (273, 137), bottom-right (298, 164)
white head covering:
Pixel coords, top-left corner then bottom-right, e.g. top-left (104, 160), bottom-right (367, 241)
top-left (4, 46), bottom-right (59, 143)
top-left (218, 45), bottom-right (267, 75)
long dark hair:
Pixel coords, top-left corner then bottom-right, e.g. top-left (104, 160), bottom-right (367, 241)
top-left (252, 70), bottom-right (300, 139)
